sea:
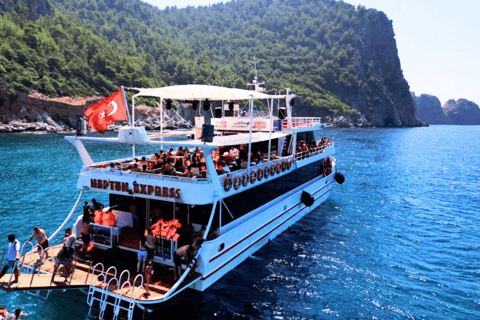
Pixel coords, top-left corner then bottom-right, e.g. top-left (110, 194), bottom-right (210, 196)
top-left (0, 125), bottom-right (479, 319)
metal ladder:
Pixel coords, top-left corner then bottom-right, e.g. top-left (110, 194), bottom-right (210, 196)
top-left (86, 264), bottom-right (144, 320)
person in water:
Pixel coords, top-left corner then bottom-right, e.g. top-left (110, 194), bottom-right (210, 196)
top-left (12, 308), bottom-right (28, 319)
top-left (0, 234), bottom-right (20, 284)
top-left (0, 306), bottom-right (10, 319)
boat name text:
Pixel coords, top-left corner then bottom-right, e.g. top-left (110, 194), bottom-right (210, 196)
top-left (90, 179), bottom-right (180, 198)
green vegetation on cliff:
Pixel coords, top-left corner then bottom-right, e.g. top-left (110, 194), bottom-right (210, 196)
top-left (0, 0), bottom-right (421, 126)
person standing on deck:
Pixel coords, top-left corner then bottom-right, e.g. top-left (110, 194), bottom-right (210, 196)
top-left (173, 245), bottom-right (195, 281)
top-left (91, 198), bottom-right (104, 212)
top-left (0, 234), bottom-right (20, 284)
top-left (27, 226), bottom-right (49, 260)
top-left (137, 232), bottom-right (147, 274)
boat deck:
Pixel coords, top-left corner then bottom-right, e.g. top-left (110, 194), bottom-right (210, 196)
top-left (0, 244), bottom-right (200, 301)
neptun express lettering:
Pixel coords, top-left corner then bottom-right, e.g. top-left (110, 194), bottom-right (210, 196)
top-left (90, 179), bottom-right (180, 199)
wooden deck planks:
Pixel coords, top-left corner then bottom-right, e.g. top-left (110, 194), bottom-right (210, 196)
top-left (0, 243), bottom-right (203, 301)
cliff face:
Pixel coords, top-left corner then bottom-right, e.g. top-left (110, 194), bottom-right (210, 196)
top-left (412, 94), bottom-right (445, 124)
top-left (359, 10), bottom-right (420, 127)
top-left (412, 94), bottom-right (480, 125)
top-left (319, 9), bottom-right (423, 127)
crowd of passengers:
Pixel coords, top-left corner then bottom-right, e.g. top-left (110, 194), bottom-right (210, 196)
top-left (106, 147), bottom-right (209, 178)
top-left (297, 137), bottom-right (333, 155)
top-left (213, 145), bottom-right (281, 175)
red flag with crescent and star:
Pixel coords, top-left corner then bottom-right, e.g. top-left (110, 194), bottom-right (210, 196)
top-left (84, 89), bottom-right (128, 133)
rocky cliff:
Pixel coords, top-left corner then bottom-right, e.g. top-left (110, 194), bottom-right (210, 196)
top-left (412, 93), bottom-right (480, 125)
top-left (340, 10), bottom-right (423, 127)
top-left (412, 94), bottom-right (445, 124)
top-left (443, 99), bottom-right (480, 125)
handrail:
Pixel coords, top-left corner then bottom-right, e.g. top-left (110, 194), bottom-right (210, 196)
top-left (131, 274), bottom-right (144, 297)
top-left (89, 262), bottom-right (105, 286)
top-left (49, 188), bottom-right (85, 242)
top-left (117, 269), bottom-right (130, 290)
top-left (29, 244), bottom-right (44, 287)
top-left (295, 144), bottom-right (333, 161)
top-left (83, 167), bottom-right (210, 183)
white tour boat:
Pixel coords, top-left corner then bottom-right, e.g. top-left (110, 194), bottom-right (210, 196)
top-left (0, 83), bottom-right (344, 319)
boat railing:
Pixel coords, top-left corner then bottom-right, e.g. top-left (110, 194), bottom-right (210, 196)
top-left (283, 117), bottom-right (322, 129)
top-left (219, 155), bottom-right (295, 189)
top-left (295, 144), bottom-right (333, 161)
top-left (82, 167), bottom-right (210, 183)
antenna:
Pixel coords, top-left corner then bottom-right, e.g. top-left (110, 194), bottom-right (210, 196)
top-left (246, 57), bottom-right (265, 92)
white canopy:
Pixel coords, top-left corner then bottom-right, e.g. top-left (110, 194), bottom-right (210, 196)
top-left (132, 85), bottom-right (273, 101)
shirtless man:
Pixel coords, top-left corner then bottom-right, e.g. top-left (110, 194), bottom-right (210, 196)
top-left (173, 245), bottom-right (195, 281)
top-left (27, 226), bottom-right (49, 259)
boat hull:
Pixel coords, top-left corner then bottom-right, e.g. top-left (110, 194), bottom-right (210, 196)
top-left (138, 171), bottom-right (335, 307)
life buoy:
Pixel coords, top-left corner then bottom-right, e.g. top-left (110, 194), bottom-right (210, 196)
top-left (224, 176), bottom-right (233, 191)
top-left (264, 166), bottom-right (270, 178)
top-left (250, 171), bottom-right (257, 184)
top-left (242, 174), bottom-right (249, 187)
top-left (286, 159), bottom-right (292, 169)
top-left (258, 168), bottom-right (264, 181)
top-left (276, 163), bottom-right (281, 174)
top-left (234, 176), bottom-right (241, 190)
top-left (270, 165), bottom-right (276, 176)
top-left (282, 161), bottom-right (287, 172)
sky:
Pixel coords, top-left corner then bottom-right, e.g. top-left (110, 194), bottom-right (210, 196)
top-left (141, 0), bottom-right (480, 105)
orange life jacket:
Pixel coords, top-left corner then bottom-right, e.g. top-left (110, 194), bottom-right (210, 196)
top-left (93, 210), bottom-right (103, 224)
top-left (102, 211), bottom-right (116, 227)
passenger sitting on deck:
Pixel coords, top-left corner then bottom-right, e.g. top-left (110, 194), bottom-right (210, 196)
top-left (163, 159), bottom-right (177, 176)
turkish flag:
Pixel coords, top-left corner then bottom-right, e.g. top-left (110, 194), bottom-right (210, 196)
top-left (84, 89), bottom-right (128, 133)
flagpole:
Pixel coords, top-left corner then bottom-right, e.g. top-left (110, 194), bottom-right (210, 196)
top-left (121, 86), bottom-right (132, 126)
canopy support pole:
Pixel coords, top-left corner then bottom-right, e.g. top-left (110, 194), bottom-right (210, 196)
top-left (132, 96), bottom-right (136, 158)
top-left (267, 97), bottom-right (273, 162)
top-left (247, 95), bottom-right (254, 174)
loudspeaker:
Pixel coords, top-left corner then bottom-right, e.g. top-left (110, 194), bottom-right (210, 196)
top-left (201, 124), bottom-right (215, 142)
top-left (278, 108), bottom-right (287, 120)
top-left (214, 108), bottom-right (222, 118)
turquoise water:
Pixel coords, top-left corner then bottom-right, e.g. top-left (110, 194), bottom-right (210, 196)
top-left (0, 126), bottom-right (479, 319)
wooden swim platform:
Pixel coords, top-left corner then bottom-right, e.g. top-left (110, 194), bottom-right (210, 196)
top-left (0, 244), bottom-right (200, 302)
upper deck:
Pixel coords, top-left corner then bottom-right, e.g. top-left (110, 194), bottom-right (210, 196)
top-left (67, 85), bottom-right (331, 204)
